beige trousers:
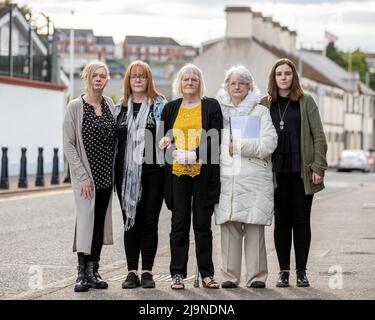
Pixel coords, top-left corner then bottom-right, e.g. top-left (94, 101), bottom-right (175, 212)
top-left (221, 221), bottom-right (268, 286)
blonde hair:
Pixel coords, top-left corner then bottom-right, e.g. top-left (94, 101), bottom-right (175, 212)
top-left (123, 60), bottom-right (163, 106)
top-left (172, 64), bottom-right (206, 98)
top-left (81, 61), bottom-right (110, 90)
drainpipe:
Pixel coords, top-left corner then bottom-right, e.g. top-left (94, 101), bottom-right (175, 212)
top-left (8, 4), bottom-right (14, 77)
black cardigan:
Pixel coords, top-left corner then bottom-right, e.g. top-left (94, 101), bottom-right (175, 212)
top-left (161, 97), bottom-right (223, 209)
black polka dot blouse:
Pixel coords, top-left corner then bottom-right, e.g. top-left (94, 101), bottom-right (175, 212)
top-left (81, 96), bottom-right (116, 189)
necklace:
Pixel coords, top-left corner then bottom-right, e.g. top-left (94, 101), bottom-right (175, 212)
top-left (277, 98), bottom-right (291, 130)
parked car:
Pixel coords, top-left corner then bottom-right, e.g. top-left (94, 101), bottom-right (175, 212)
top-left (337, 149), bottom-right (371, 172)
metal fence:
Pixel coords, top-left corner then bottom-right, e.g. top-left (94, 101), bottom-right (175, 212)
top-left (0, 55), bottom-right (50, 82)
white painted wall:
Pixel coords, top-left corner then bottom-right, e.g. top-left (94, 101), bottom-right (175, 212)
top-left (263, 18), bottom-right (275, 48)
top-left (280, 29), bottom-right (291, 53)
top-left (0, 82), bottom-right (66, 176)
top-left (192, 38), bottom-right (277, 97)
top-left (252, 16), bottom-right (264, 41)
top-left (225, 11), bottom-right (253, 39)
top-left (344, 113), bottom-right (362, 131)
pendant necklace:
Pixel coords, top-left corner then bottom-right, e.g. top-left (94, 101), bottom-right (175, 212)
top-left (277, 98), bottom-right (291, 130)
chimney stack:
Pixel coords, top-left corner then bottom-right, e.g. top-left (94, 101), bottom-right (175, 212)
top-left (252, 12), bottom-right (264, 41)
top-left (289, 30), bottom-right (297, 54)
top-left (280, 26), bottom-right (290, 53)
top-left (225, 6), bottom-right (253, 39)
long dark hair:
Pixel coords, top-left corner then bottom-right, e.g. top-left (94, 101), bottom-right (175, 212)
top-left (267, 58), bottom-right (304, 102)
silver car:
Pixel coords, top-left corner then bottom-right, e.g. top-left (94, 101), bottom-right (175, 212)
top-left (337, 149), bottom-right (371, 172)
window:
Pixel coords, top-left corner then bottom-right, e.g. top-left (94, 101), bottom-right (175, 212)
top-left (149, 46), bottom-right (158, 54)
top-left (353, 96), bottom-right (359, 113)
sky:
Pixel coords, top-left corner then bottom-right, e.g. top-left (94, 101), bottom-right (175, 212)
top-left (16, 0), bottom-right (375, 52)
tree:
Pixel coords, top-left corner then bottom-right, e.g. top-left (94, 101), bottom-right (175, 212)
top-left (325, 42), bottom-right (375, 91)
top-left (326, 42), bottom-right (346, 69)
top-left (0, 1), bottom-right (31, 18)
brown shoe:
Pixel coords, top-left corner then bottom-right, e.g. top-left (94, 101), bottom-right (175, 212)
top-left (202, 276), bottom-right (220, 289)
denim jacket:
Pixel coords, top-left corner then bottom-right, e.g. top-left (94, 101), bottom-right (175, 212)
top-left (113, 95), bottom-right (167, 166)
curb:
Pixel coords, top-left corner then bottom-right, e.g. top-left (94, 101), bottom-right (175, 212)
top-left (0, 184), bottom-right (71, 198)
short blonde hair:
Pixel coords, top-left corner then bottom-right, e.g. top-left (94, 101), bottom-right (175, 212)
top-left (81, 61), bottom-right (110, 90)
top-left (172, 64), bottom-right (206, 98)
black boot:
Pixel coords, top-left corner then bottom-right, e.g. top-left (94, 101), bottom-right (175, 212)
top-left (276, 271), bottom-right (290, 287)
top-left (296, 270), bottom-right (310, 287)
top-left (86, 261), bottom-right (108, 289)
top-left (74, 254), bottom-right (89, 292)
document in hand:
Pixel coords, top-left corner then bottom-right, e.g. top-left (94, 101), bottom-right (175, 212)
top-left (230, 115), bottom-right (260, 139)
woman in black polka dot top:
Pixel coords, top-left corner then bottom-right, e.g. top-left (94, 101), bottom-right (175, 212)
top-left (63, 61), bottom-right (116, 293)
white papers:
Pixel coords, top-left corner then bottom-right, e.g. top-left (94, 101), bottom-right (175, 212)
top-left (230, 115), bottom-right (260, 139)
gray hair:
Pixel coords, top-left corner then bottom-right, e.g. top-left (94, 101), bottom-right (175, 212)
top-left (223, 65), bottom-right (254, 92)
top-left (172, 63), bottom-right (206, 98)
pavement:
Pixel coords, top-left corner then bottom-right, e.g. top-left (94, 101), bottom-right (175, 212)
top-left (0, 173), bottom-right (70, 198)
top-left (2, 170), bottom-right (375, 300)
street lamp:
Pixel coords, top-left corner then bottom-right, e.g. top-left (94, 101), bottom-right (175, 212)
top-left (69, 10), bottom-right (75, 100)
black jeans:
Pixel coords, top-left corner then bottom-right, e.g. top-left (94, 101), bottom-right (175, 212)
top-left (80, 186), bottom-right (112, 263)
top-left (274, 172), bottom-right (314, 271)
top-left (116, 168), bottom-right (164, 271)
top-left (169, 174), bottom-right (214, 279)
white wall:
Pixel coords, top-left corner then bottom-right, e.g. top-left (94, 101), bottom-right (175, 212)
top-left (280, 29), bottom-right (291, 53)
top-left (193, 38), bottom-right (277, 97)
top-left (252, 16), bottom-right (264, 41)
top-left (0, 81), bottom-right (66, 176)
top-left (225, 11), bottom-right (253, 39)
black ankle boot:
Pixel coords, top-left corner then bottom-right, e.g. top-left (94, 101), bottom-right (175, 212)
top-left (74, 254), bottom-right (89, 292)
top-left (86, 261), bottom-right (108, 289)
top-left (296, 270), bottom-right (310, 287)
top-left (276, 271), bottom-right (290, 287)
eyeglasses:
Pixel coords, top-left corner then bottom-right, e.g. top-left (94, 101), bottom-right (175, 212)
top-left (229, 82), bottom-right (248, 87)
top-left (130, 75), bottom-right (147, 80)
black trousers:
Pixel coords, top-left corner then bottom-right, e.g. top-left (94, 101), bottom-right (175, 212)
top-left (77, 186), bottom-right (112, 264)
top-left (274, 172), bottom-right (314, 271)
top-left (116, 169), bottom-right (164, 271)
top-left (170, 174), bottom-right (215, 279)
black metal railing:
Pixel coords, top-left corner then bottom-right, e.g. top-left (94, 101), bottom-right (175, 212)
top-left (0, 55), bottom-right (51, 82)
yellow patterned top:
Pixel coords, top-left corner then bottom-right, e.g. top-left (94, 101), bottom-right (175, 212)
top-left (172, 103), bottom-right (202, 177)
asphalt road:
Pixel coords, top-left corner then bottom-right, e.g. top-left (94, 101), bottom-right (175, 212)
top-left (1, 170), bottom-right (375, 299)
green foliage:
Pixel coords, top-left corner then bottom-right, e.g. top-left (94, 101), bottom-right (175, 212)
top-left (1, 1), bottom-right (30, 14)
top-left (109, 92), bottom-right (119, 104)
top-left (326, 41), bottom-right (375, 91)
top-left (0, 0), bottom-right (11, 9)
top-left (326, 42), bottom-right (346, 69)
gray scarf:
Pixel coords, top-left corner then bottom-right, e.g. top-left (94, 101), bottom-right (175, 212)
top-left (121, 96), bottom-right (150, 230)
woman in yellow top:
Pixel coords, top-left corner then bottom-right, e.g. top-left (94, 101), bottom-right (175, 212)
top-left (159, 64), bottom-right (223, 289)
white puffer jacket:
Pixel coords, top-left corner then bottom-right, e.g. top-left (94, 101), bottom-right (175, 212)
top-left (214, 87), bottom-right (278, 226)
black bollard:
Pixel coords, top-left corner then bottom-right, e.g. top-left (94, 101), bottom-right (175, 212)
top-left (63, 164), bottom-right (71, 184)
top-left (51, 148), bottom-right (59, 185)
top-left (35, 147), bottom-right (45, 187)
top-left (0, 146), bottom-right (9, 189)
top-left (18, 147), bottom-right (28, 188)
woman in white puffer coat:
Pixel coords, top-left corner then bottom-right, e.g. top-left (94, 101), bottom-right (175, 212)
top-left (214, 65), bottom-right (277, 289)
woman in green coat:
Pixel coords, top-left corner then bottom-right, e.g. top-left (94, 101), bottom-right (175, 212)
top-left (261, 58), bottom-right (327, 288)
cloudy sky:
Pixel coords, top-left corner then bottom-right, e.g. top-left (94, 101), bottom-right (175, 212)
top-left (17, 0), bottom-right (375, 52)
